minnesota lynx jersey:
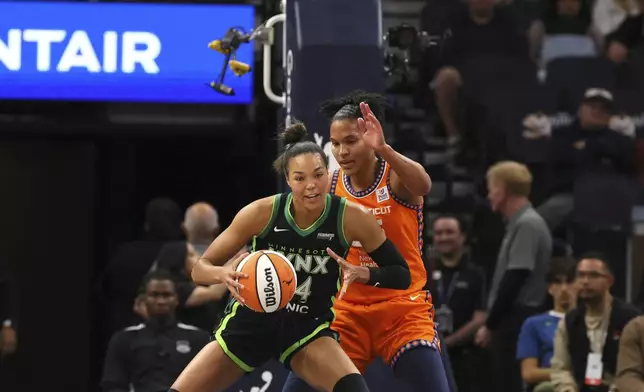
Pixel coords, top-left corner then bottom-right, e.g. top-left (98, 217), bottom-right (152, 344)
top-left (331, 159), bottom-right (426, 304)
top-left (252, 193), bottom-right (350, 316)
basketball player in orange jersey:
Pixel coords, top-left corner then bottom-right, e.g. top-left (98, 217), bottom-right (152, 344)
top-left (283, 91), bottom-right (450, 391)
top-left (169, 122), bottom-right (412, 392)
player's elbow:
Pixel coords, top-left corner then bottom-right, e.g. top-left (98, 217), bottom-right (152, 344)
top-left (419, 172), bottom-right (432, 196)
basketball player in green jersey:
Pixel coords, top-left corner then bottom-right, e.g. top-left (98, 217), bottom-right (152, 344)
top-left (169, 122), bottom-right (412, 392)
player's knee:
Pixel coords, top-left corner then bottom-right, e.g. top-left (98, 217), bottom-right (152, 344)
top-left (332, 373), bottom-right (369, 392)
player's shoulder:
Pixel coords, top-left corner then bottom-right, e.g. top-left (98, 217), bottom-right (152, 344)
top-left (340, 198), bottom-right (371, 223)
top-left (238, 194), bottom-right (282, 218)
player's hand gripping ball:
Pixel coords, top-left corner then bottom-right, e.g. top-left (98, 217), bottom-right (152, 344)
top-left (235, 250), bottom-right (297, 313)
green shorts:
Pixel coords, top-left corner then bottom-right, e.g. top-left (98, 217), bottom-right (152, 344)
top-left (213, 300), bottom-right (337, 372)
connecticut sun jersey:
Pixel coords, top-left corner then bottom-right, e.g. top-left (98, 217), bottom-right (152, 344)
top-left (252, 193), bottom-right (349, 317)
top-left (331, 159), bottom-right (426, 304)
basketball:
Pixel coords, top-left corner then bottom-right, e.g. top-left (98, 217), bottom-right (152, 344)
top-left (235, 250), bottom-right (297, 313)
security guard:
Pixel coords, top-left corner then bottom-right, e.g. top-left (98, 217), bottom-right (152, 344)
top-left (428, 214), bottom-right (489, 392)
top-left (101, 269), bottom-right (209, 392)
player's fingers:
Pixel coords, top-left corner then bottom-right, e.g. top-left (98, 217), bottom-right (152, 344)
top-left (227, 277), bottom-right (245, 291)
top-left (226, 282), bottom-right (246, 304)
top-left (230, 270), bottom-right (249, 280)
top-left (231, 252), bottom-right (250, 268)
top-left (360, 102), bottom-right (373, 118)
top-left (335, 257), bottom-right (352, 271)
top-left (326, 247), bottom-right (341, 261)
top-left (356, 117), bottom-right (367, 134)
top-left (359, 101), bottom-right (369, 117)
top-left (338, 280), bottom-right (349, 300)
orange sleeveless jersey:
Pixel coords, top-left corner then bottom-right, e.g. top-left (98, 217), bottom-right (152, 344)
top-left (331, 159), bottom-right (427, 304)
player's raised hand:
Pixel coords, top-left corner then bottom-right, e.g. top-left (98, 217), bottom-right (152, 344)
top-left (357, 101), bottom-right (385, 150)
top-left (215, 252), bottom-right (250, 304)
top-left (326, 247), bottom-right (369, 300)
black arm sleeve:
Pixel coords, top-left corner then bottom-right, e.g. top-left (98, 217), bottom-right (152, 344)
top-left (101, 332), bottom-right (131, 392)
top-left (485, 269), bottom-right (531, 330)
top-left (365, 238), bottom-right (411, 289)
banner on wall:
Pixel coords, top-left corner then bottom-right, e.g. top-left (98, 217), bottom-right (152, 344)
top-left (0, 1), bottom-right (254, 103)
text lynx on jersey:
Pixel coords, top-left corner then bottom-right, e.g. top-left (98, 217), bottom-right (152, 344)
top-left (266, 243), bottom-right (332, 314)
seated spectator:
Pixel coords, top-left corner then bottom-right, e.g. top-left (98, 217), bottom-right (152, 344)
top-left (536, 88), bottom-right (635, 231)
top-left (100, 197), bottom-right (183, 334)
top-left (517, 256), bottom-right (577, 392)
top-left (606, 0), bottom-right (644, 63)
top-left (550, 253), bottom-right (640, 392)
top-left (182, 202), bottom-right (220, 256)
top-left (101, 269), bottom-right (209, 392)
top-left (433, 0), bottom-right (527, 155)
top-left (615, 315), bottom-right (644, 392)
top-left (155, 241), bottom-right (228, 331)
top-left (154, 202), bottom-right (229, 330)
top-left (528, 0), bottom-right (602, 68)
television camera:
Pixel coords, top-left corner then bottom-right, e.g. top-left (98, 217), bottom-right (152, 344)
top-left (383, 23), bottom-right (450, 90)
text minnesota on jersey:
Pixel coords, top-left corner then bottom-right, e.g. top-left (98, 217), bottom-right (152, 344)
top-left (267, 242), bottom-right (334, 315)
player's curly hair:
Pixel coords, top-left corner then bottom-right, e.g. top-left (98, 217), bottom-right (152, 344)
top-left (319, 90), bottom-right (390, 122)
top-left (272, 120), bottom-right (328, 175)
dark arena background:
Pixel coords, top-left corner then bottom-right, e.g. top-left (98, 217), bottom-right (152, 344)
top-left (2, 0), bottom-right (644, 391)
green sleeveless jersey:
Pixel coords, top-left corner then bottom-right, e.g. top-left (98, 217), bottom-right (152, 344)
top-left (252, 193), bottom-right (350, 317)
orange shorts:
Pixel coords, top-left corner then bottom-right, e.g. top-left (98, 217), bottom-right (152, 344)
top-left (332, 290), bottom-right (440, 373)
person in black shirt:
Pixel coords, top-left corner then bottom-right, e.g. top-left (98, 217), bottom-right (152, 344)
top-left (101, 269), bottom-right (209, 392)
top-left (429, 214), bottom-right (488, 392)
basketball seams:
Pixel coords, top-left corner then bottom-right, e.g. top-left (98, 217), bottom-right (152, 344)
top-left (266, 254), bottom-right (283, 311)
top-left (236, 250), bottom-right (296, 313)
top-left (262, 250), bottom-right (297, 287)
top-left (256, 252), bottom-right (282, 313)
top-left (255, 254), bottom-right (267, 312)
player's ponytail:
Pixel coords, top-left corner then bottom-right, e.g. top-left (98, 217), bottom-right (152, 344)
top-left (272, 120), bottom-right (328, 175)
top-left (319, 90), bottom-right (390, 122)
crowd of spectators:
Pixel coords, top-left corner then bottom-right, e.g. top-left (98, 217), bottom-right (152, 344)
top-left (419, 0), bottom-right (644, 391)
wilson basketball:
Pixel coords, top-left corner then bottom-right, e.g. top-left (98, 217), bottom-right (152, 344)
top-left (235, 250), bottom-right (297, 313)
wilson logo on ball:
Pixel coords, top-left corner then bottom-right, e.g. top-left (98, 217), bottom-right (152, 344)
top-left (263, 267), bottom-right (277, 308)
top-left (236, 250), bottom-right (297, 313)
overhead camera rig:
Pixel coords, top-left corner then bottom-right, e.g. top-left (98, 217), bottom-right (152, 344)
top-left (208, 0), bottom-right (285, 103)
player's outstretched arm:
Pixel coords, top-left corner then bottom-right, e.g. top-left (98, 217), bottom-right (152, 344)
top-left (358, 102), bottom-right (431, 198)
top-left (192, 196), bottom-right (273, 287)
top-left (343, 202), bottom-right (411, 289)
